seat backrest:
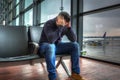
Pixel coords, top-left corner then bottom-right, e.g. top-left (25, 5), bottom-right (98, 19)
top-left (29, 26), bottom-right (43, 43)
top-left (0, 26), bottom-right (28, 57)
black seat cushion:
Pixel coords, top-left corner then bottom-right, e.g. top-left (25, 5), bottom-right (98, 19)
top-left (0, 26), bottom-right (28, 57)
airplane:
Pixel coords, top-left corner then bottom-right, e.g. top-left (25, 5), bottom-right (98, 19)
top-left (83, 32), bottom-right (109, 47)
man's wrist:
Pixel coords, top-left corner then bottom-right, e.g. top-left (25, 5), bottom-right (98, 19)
top-left (67, 27), bottom-right (71, 29)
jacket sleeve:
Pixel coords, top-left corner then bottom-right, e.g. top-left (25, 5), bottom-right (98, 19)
top-left (65, 27), bottom-right (77, 42)
top-left (43, 21), bottom-right (60, 43)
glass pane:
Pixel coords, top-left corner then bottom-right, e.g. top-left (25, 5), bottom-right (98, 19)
top-left (83, 0), bottom-right (120, 12)
top-left (9, 3), bottom-right (12, 11)
top-left (9, 22), bottom-right (12, 25)
top-left (40, 24), bottom-right (44, 27)
top-left (16, 5), bottom-right (19, 16)
top-left (16, 17), bottom-right (19, 25)
top-left (2, 20), bottom-right (5, 25)
top-left (9, 12), bottom-right (12, 21)
top-left (25, 0), bottom-right (33, 9)
top-left (83, 9), bottom-right (120, 63)
top-left (24, 9), bottom-right (33, 26)
top-left (40, 0), bottom-right (71, 23)
top-left (16, 0), bottom-right (19, 4)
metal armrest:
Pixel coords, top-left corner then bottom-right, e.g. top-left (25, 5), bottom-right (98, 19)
top-left (29, 42), bottom-right (39, 54)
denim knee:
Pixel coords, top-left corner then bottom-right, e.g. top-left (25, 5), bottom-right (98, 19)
top-left (70, 42), bottom-right (80, 55)
top-left (39, 43), bottom-right (56, 56)
top-left (70, 42), bottom-right (79, 49)
top-left (45, 43), bottom-right (55, 51)
top-left (44, 43), bottom-right (56, 57)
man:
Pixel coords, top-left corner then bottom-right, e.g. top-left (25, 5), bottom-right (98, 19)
top-left (39, 12), bottom-right (85, 80)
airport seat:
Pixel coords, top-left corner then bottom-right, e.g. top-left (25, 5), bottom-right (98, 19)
top-left (0, 26), bottom-right (39, 62)
top-left (0, 26), bottom-right (70, 76)
top-left (29, 26), bottom-right (71, 76)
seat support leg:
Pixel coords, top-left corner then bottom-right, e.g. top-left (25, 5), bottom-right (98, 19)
top-left (56, 57), bottom-right (62, 68)
top-left (56, 57), bottom-right (71, 77)
top-left (61, 59), bottom-right (71, 77)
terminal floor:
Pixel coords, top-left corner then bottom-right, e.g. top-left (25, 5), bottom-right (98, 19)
top-left (0, 57), bottom-right (120, 80)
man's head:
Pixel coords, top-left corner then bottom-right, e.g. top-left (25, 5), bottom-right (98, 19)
top-left (56, 11), bottom-right (70, 27)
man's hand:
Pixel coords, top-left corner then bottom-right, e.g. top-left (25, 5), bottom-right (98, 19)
top-left (56, 16), bottom-right (71, 27)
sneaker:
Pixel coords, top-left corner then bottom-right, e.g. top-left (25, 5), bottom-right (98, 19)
top-left (70, 73), bottom-right (85, 80)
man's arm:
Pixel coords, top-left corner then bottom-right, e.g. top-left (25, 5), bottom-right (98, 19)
top-left (64, 22), bottom-right (77, 42)
top-left (65, 27), bottom-right (77, 42)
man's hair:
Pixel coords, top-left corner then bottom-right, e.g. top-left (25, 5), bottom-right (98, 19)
top-left (58, 11), bottom-right (70, 22)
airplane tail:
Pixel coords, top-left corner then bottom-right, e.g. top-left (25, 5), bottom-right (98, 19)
top-left (103, 32), bottom-right (106, 38)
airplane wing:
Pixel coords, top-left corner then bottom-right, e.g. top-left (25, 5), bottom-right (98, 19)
top-left (83, 32), bottom-right (108, 46)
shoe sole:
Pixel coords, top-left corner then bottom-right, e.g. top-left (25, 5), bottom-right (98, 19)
top-left (70, 77), bottom-right (85, 80)
top-left (70, 77), bottom-right (78, 80)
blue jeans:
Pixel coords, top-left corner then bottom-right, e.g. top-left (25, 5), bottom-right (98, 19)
top-left (39, 42), bottom-right (80, 80)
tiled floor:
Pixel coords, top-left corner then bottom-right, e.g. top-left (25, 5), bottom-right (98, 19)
top-left (0, 57), bottom-right (120, 80)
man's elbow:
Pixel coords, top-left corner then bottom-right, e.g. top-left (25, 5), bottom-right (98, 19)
top-left (70, 38), bottom-right (77, 42)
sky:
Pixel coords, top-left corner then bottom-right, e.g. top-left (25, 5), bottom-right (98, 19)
top-left (83, 8), bottom-right (120, 37)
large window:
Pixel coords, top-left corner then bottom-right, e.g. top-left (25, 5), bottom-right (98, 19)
top-left (72, 0), bottom-right (120, 64)
top-left (82, 8), bottom-right (120, 63)
top-left (24, 9), bottom-right (33, 26)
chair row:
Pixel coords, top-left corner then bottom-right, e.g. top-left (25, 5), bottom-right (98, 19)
top-left (0, 25), bottom-right (71, 76)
